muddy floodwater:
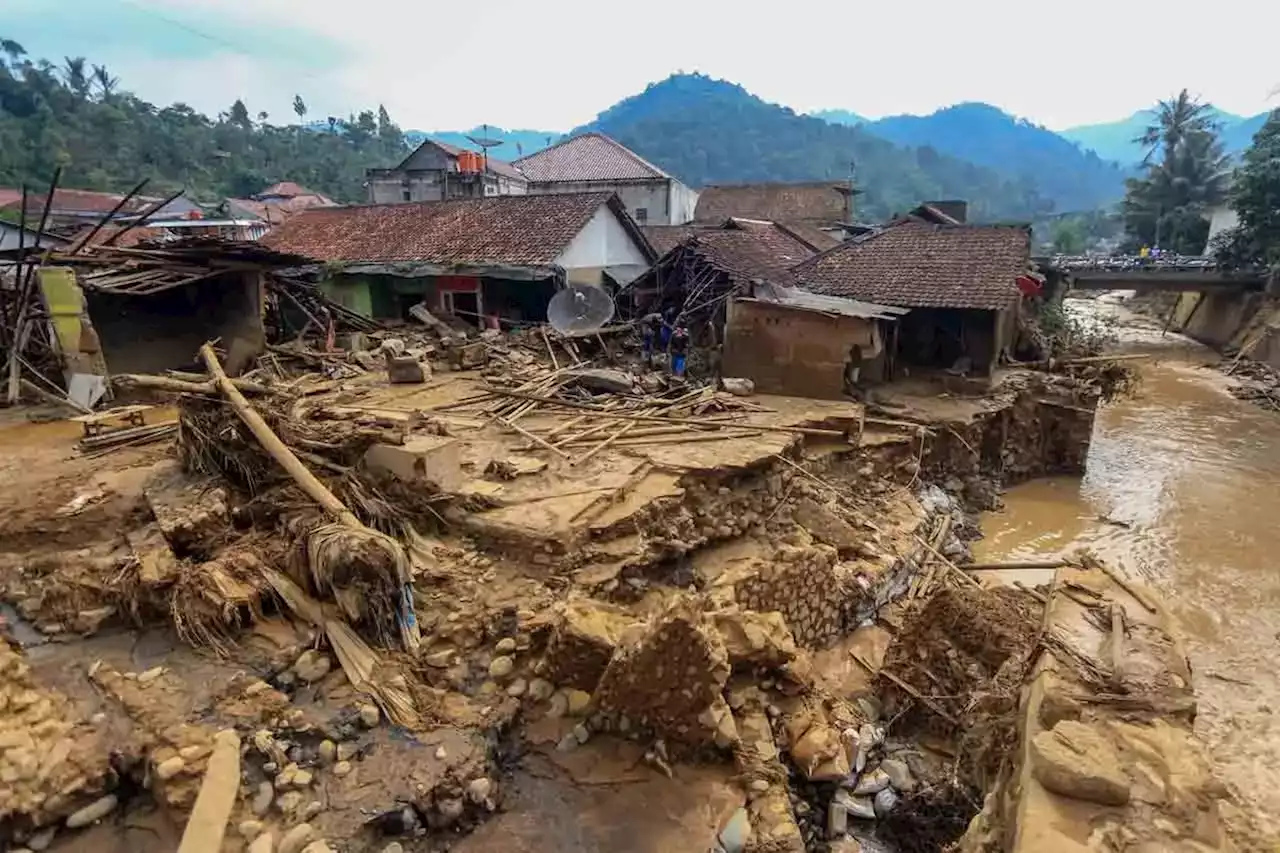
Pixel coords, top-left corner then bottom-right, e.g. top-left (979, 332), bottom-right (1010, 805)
top-left (977, 301), bottom-right (1280, 837)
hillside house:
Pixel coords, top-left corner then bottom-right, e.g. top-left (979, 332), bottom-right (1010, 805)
top-left (263, 193), bottom-right (655, 327)
top-left (693, 181), bottom-right (863, 248)
top-left (1, 189), bottom-right (202, 232)
top-left (226, 181), bottom-right (338, 230)
top-left (366, 138), bottom-right (528, 204)
top-left (794, 221), bottom-right (1035, 378)
top-left (513, 133), bottom-right (698, 226)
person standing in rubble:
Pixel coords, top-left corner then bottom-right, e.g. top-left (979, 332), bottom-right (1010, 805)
top-left (843, 344), bottom-right (864, 400)
top-left (670, 324), bottom-right (690, 378)
top-left (639, 311), bottom-right (663, 367)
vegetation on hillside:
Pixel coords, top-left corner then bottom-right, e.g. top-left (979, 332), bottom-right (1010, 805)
top-left (1213, 110), bottom-right (1280, 267)
top-left (1119, 90), bottom-right (1230, 255)
top-left (855, 103), bottom-right (1126, 213)
top-left (576, 74), bottom-right (1056, 222)
top-left (1063, 108), bottom-right (1270, 166)
top-left (0, 38), bottom-right (407, 203)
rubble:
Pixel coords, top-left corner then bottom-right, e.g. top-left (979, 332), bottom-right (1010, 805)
top-left (1, 271), bottom-right (1207, 853)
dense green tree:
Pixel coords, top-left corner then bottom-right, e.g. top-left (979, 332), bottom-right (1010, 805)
top-left (1213, 110), bottom-right (1280, 267)
top-left (0, 40), bottom-right (408, 206)
top-left (1049, 218), bottom-right (1087, 254)
top-left (1121, 90), bottom-right (1229, 254)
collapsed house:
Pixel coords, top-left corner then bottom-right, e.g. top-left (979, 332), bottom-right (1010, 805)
top-left (692, 181), bottom-right (864, 249)
top-left (263, 192), bottom-right (656, 327)
top-left (626, 218), bottom-right (907, 397)
top-left (795, 220), bottom-right (1041, 379)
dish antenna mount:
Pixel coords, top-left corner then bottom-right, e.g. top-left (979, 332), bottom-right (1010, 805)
top-left (547, 283), bottom-right (615, 336)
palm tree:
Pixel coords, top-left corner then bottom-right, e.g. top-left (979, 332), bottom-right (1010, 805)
top-left (91, 63), bottom-right (119, 100)
top-left (62, 56), bottom-right (89, 99)
top-left (0, 38), bottom-right (25, 70)
top-left (1134, 89), bottom-right (1219, 166)
top-left (293, 95), bottom-right (307, 122)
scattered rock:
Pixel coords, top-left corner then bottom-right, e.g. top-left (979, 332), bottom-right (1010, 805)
top-left (386, 355), bottom-right (427, 384)
top-left (528, 678), bottom-right (555, 701)
top-left (436, 798), bottom-right (465, 824)
top-left (749, 779), bottom-right (770, 794)
top-left (300, 841), bottom-right (333, 853)
top-left (336, 742), bottom-right (358, 762)
top-left (276, 791), bottom-right (304, 815)
top-left (712, 608), bottom-right (797, 669)
top-left (26, 828), bottom-right (56, 852)
top-left (435, 746), bottom-right (448, 760)
top-left (301, 800), bottom-right (324, 821)
top-left (541, 598), bottom-right (634, 691)
top-left (424, 649), bottom-right (455, 668)
top-left (137, 666), bottom-right (165, 684)
top-left (292, 768), bottom-right (314, 788)
top-left (488, 655), bottom-right (515, 679)
top-left (721, 377), bottom-right (755, 396)
top-left (381, 844), bottom-right (405, 853)
top-left (248, 833), bottom-right (275, 853)
top-left (467, 777), bottom-right (493, 803)
top-left (65, 794), bottom-right (117, 828)
top-left (851, 767), bottom-right (890, 796)
top-left (1030, 720), bottom-right (1130, 806)
top-left (252, 781), bottom-right (275, 815)
top-left (317, 740), bottom-right (336, 765)
top-left (239, 820), bottom-right (265, 839)
top-left (572, 723), bottom-right (591, 745)
top-left (879, 757), bottom-right (914, 792)
top-left (293, 650), bottom-right (331, 683)
top-left (154, 755), bottom-right (186, 780)
top-left (568, 368), bottom-right (636, 395)
top-left (827, 799), bottom-right (848, 838)
top-left (277, 823), bottom-right (316, 853)
top-left (717, 807), bottom-right (750, 853)
top-left (873, 787), bottom-right (898, 817)
top-left (332, 761), bottom-right (352, 778)
top-left (358, 704), bottom-right (381, 728)
top-left (837, 790), bottom-right (876, 820)
top-left (494, 637), bottom-right (517, 654)
top-left (564, 689), bottom-right (592, 717)
top-left (506, 677), bottom-right (528, 698)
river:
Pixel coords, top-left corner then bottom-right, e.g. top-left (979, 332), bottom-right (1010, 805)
top-left (976, 298), bottom-right (1280, 840)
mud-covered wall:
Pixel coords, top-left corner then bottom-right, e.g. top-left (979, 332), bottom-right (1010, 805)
top-left (723, 299), bottom-right (884, 398)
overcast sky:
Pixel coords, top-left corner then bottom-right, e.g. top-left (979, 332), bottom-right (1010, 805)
top-left (8, 0), bottom-right (1279, 132)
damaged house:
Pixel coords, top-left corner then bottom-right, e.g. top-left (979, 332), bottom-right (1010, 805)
top-left (263, 192), bottom-right (655, 327)
top-left (794, 219), bottom-right (1036, 378)
top-left (627, 218), bottom-right (906, 398)
top-left (692, 181), bottom-right (863, 249)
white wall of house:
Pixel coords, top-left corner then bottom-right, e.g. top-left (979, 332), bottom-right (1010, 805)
top-left (527, 179), bottom-right (695, 226)
top-left (555, 205), bottom-right (651, 284)
top-left (668, 180), bottom-right (699, 226)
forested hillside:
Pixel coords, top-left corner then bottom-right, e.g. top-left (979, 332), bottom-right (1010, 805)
top-left (853, 103), bottom-right (1127, 212)
top-left (577, 74), bottom-right (1055, 222)
top-left (0, 38), bottom-right (407, 203)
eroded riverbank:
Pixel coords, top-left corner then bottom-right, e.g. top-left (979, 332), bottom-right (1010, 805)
top-left (978, 300), bottom-right (1280, 843)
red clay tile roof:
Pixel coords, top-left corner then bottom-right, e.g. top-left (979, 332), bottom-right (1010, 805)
top-left (229, 194), bottom-right (337, 224)
top-left (0, 188), bottom-right (22, 209)
top-left (676, 219), bottom-right (819, 287)
top-left (3, 188), bottom-right (159, 215)
top-left (793, 222), bottom-right (1029, 310)
top-left (641, 225), bottom-right (699, 256)
top-left (258, 181), bottom-right (321, 198)
top-left (513, 133), bottom-right (669, 183)
top-left (263, 192), bottom-right (633, 266)
top-left (774, 221), bottom-right (842, 252)
top-left (694, 182), bottom-right (852, 223)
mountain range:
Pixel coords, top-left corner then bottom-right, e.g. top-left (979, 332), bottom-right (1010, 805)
top-left (408, 74), bottom-right (1273, 219)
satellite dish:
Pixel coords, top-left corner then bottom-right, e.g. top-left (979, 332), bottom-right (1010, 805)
top-left (548, 284), bottom-right (615, 336)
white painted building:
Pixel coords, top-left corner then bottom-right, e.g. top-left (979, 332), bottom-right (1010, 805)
top-left (513, 133), bottom-right (699, 226)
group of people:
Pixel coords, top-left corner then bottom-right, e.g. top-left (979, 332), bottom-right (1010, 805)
top-left (639, 310), bottom-right (690, 377)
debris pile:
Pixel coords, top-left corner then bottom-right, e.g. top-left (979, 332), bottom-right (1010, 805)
top-left (1220, 356), bottom-right (1280, 411)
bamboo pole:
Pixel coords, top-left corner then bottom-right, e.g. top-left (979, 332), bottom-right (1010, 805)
top-left (199, 344), bottom-right (360, 526)
top-left (175, 729), bottom-right (241, 853)
top-left (962, 560), bottom-right (1069, 572)
top-left (489, 389), bottom-right (849, 438)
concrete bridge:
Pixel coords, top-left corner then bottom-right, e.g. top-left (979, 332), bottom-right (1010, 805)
top-left (1037, 256), bottom-right (1270, 293)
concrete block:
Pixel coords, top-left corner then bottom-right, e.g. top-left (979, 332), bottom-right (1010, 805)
top-left (363, 435), bottom-right (463, 492)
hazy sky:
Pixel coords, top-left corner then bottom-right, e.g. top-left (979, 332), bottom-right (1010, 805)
top-left (8, 0), bottom-right (1279, 132)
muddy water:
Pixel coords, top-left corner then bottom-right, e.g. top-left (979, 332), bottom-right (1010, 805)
top-left (977, 303), bottom-right (1280, 835)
